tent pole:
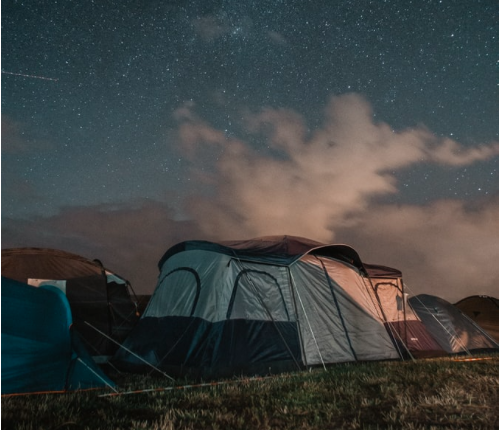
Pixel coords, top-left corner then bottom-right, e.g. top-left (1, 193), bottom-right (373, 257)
top-left (289, 271), bottom-right (327, 371)
top-left (153, 317), bottom-right (199, 374)
top-left (287, 267), bottom-right (308, 368)
top-left (366, 277), bottom-right (407, 360)
top-left (75, 358), bottom-right (119, 393)
top-left (316, 256), bottom-right (358, 361)
top-left (94, 259), bottom-right (114, 354)
top-left (83, 321), bottom-right (175, 381)
top-left (404, 284), bottom-right (473, 356)
top-left (457, 309), bottom-right (499, 349)
top-left (402, 281), bottom-right (408, 352)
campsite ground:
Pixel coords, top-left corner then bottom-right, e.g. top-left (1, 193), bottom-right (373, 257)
top-left (2, 355), bottom-right (498, 430)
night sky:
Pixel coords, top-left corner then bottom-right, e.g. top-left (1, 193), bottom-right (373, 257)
top-left (2, 0), bottom-right (498, 301)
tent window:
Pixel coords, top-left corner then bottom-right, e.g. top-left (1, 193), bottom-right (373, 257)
top-left (28, 278), bottom-right (67, 294)
top-left (227, 270), bottom-right (290, 321)
top-left (374, 281), bottom-right (402, 294)
top-left (145, 268), bottom-right (201, 318)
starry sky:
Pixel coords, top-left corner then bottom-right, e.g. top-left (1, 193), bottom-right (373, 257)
top-left (2, 0), bottom-right (498, 302)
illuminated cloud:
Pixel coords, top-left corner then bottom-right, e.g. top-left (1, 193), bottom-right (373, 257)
top-left (337, 198), bottom-right (499, 302)
top-left (175, 93), bottom-right (499, 242)
top-left (3, 94), bottom-right (497, 302)
top-left (423, 137), bottom-right (499, 166)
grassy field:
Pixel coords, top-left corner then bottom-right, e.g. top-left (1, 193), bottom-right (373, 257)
top-left (2, 355), bottom-right (498, 430)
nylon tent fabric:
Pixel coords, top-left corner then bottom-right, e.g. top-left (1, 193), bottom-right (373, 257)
top-left (112, 236), bottom-right (401, 378)
top-left (292, 255), bottom-right (399, 365)
top-left (454, 296), bottom-right (499, 343)
top-left (364, 264), bottom-right (445, 358)
top-left (1, 277), bottom-right (115, 395)
top-left (1, 247), bottom-right (139, 360)
top-left (1, 248), bottom-right (104, 280)
top-left (158, 236), bottom-right (366, 271)
top-left (408, 294), bottom-right (499, 354)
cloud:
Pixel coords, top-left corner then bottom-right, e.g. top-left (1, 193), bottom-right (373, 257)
top-left (192, 14), bottom-right (253, 42)
top-left (167, 93), bottom-right (499, 301)
top-left (3, 94), bottom-right (498, 303)
top-left (267, 31), bottom-right (288, 45)
top-left (4, 196), bottom-right (497, 302)
top-left (423, 137), bottom-right (499, 166)
top-left (1, 114), bottom-right (54, 154)
top-left (192, 15), bottom-right (230, 41)
top-left (1, 115), bottom-right (30, 153)
top-left (1, 115), bottom-right (48, 209)
top-left (1, 200), bottom-right (204, 294)
top-left (335, 198), bottom-right (499, 303)
top-left (175, 93), bottom-right (499, 243)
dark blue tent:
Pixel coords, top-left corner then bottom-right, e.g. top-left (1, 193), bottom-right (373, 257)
top-left (1, 277), bottom-right (115, 395)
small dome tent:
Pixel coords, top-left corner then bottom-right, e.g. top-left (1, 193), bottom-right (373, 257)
top-left (1, 277), bottom-right (114, 395)
top-left (409, 294), bottom-right (499, 355)
top-left (113, 236), bottom-right (407, 378)
top-left (1, 247), bottom-right (139, 362)
top-left (454, 295), bottom-right (499, 343)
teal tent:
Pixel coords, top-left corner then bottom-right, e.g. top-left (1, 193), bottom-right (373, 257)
top-left (1, 277), bottom-right (115, 395)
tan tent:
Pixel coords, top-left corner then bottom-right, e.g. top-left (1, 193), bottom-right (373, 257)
top-left (454, 295), bottom-right (499, 343)
top-left (1, 247), bottom-right (139, 362)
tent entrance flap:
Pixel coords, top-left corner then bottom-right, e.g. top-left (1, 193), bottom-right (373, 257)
top-left (228, 262), bottom-right (303, 371)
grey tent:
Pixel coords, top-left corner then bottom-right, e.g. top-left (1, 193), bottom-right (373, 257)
top-left (454, 296), bottom-right (499, 343)
top-left (113, 236), bottom-right (405, 378)
top-left (1, 247), bottom-right (139, 362)
top-left (409, 294), bottom-right (499, 355)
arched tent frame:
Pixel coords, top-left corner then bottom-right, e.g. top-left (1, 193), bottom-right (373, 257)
top-left (114, 236), bottom-right (406, 378)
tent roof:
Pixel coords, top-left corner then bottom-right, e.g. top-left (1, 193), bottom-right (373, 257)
top-left (1, 247), bottom-right (125, 283)
top-left (158, 235), bottom-right (366, 271)
top-left (454, 295), bottom-right (499, 308)
top-left (454, 295), bottom-right (499, 342)
top-left (363, 263), bottom-right (403, 279)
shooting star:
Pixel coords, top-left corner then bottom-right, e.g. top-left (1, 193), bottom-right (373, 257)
top-left (2, 70), bottom-right (58, 82)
